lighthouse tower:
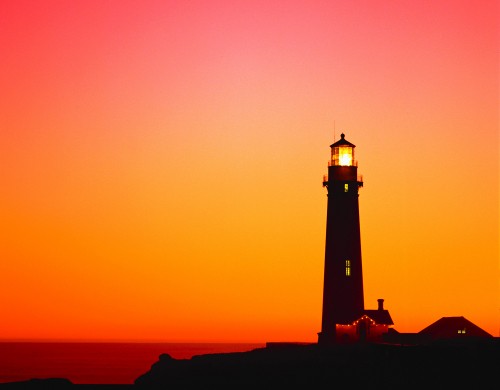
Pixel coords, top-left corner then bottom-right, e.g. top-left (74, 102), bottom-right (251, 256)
top-left (318, 133), bottom-right (365, 345)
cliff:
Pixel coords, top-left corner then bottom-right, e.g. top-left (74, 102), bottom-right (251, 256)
top-left (135, 338), bottom-right (499, 388)
top-left (0, 339), bottom-right (498, 389)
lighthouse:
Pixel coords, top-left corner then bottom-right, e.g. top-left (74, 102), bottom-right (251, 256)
top-left (318, 133), bottom-right (365, 344)
top-left (317, 133), bottom-right (393, 344)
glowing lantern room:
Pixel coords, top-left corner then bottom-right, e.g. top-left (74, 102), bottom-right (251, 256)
top-left (331, 133), bottom-right (356, 167)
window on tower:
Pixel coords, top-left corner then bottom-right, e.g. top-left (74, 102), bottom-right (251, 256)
top-left (346, 260), bottom-right (351, 276)
top-left (344, 184), bottom-right (349, 192)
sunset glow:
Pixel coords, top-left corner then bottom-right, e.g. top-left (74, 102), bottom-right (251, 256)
top-left (0, 0), bottom-right (498, 342)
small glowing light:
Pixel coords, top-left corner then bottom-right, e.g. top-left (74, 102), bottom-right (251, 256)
top-left (338, 146), bottom-right (353, 166)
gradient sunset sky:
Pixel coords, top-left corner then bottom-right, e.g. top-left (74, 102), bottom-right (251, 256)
top-left (1, 0), bottom-right (498, 342)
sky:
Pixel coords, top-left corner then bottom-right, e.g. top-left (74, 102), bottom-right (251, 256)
top-left (0, 0), bottom-right (498, 342)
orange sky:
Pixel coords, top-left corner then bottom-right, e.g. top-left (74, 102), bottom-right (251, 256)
top-left (0, 0), bottom-right (498, 342)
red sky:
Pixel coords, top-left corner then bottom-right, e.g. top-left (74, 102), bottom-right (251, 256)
top-left (0, 0), bottom-right (498, 342)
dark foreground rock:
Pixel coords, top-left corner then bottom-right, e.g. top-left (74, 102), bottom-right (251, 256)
top-left (0, 378), bottom-right (73, 388)
top-left (0, 379), bottom-right (131, 389)
top-left (1, 339), bottom-right (498, 389)
top-left (135, 339), bottom-right (500, 388)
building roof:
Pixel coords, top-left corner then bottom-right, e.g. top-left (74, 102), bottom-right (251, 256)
top-left (418, 316), bottom-right (493, 339)
top-left (363, 310), bottom-right (394, 325)
top-left (330, 133), bottom-right (356, 148)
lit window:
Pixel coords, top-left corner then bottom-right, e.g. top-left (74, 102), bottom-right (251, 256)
top-left (458, 328), bottom-right (466, 334)
top-left (346, 260), bottom-right (351, 276)
top-left (344, 184), bottom-right (348, 192)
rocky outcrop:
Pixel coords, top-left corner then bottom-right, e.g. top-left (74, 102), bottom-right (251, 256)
top-left (1, 339), bottom-right (497, 388)
top-left (135, 339), bottom-right (500, 388)
top-left (0, 378), bottom-right (73, 388)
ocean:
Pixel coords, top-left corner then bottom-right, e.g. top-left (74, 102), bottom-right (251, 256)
top-left (0, 342), bottom-right (265, 384)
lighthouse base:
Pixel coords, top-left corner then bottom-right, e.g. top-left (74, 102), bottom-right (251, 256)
top-left (317, 330), bottom-right (336, 345)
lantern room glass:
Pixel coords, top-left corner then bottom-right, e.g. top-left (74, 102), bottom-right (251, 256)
top-left (332, 146), bottom-right (354, 166)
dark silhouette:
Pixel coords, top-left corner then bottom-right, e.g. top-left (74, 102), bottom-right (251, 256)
top-left (319, 134), bottom-right (393, 344)
top-left (2, 338), bottom-right (498, 388)
top-left (420, 316), bottom-right (493, 339)
top-left (384, 317), bottom-right (493, 346)
top-left (0, 378), bottom-right (75, 388)
top-left (133, 340), bottom-right (500, 388)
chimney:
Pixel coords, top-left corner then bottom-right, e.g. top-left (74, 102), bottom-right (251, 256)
top-left (377, 299), bottom-right (384, 311)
